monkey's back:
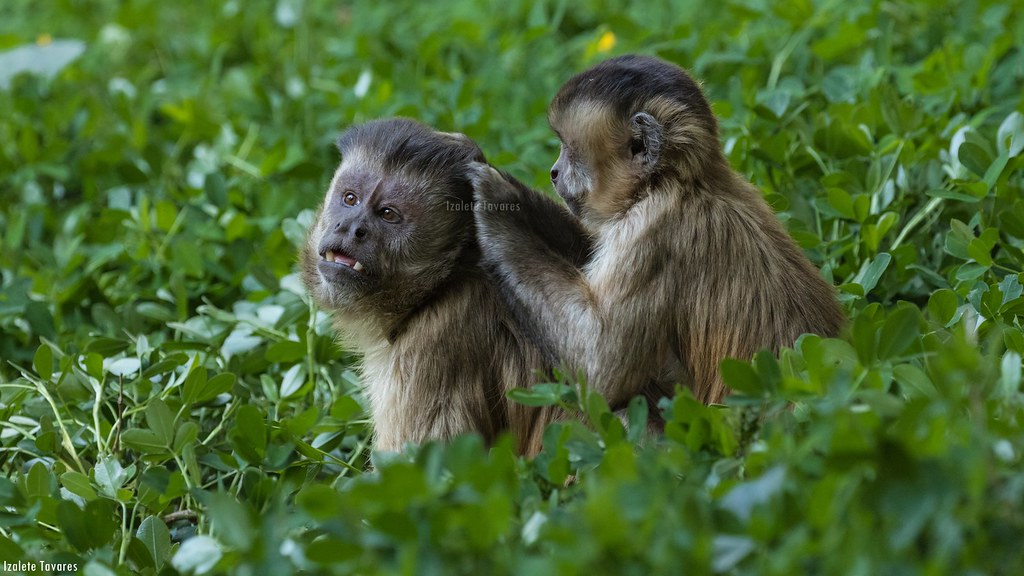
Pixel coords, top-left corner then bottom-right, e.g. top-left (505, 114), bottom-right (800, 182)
top-left (658, 174), bottom-right (845, 402)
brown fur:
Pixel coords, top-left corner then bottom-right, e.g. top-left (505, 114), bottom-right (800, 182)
top-left (301, 119), bottom-right (588, 453)
top-left (473, 55), bottom-right (844, 407)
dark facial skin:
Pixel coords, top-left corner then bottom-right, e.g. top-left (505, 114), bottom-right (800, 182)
top-left (311, 165), bottom-right (470, 314)
top-left (316, 170), bottom-right (409, 289)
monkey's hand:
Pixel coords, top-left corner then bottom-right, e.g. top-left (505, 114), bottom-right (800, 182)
top-left (471, 162), bottom-right (592, 270)
top-left (469, 163), bottom-right (530, 216)
top-left (470, 163), bottom-right (548, 267)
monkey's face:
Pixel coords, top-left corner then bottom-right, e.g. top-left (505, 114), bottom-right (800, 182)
top-left (302, 119), bottom-right (484, 316)
top-left (311, 160), bottom-right (404, 291)
top-left (548, 100), bottom-right (641, 224)
top-left (307, 160), bottom-right (469, 310)
top-left (548, 55), bottom-right (722, 225)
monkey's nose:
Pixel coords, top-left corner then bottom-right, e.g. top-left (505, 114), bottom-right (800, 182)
top-left (550, 167), bottom-right (559, 185)
top-left (333, 221), bottom-right (367, 241)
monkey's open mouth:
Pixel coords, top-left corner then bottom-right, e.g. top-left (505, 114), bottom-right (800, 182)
top-left (321, 249), bottom-right (365, 273)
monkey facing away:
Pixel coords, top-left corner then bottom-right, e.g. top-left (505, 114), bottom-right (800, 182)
top-left (301, 118), bottom-right (590, 454)
top-left (472, 55), bottom-right (845, 408)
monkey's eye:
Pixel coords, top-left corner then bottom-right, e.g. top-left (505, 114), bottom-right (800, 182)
top-left (342, 191), bottom-right (358, 206)
top-left (379, 207), bottom-right (401, 223)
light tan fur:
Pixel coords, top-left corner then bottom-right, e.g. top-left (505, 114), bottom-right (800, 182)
top-left (474, 55), bottom-right (844, 408)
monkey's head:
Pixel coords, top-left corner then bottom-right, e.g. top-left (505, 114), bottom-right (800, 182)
top-left (301, 118), bottom-right (485, 321)
top-left (548, 54), bottom-right (722, 223)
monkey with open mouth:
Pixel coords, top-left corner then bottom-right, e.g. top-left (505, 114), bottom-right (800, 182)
top-left (301, 118), bottom-right (591, 454)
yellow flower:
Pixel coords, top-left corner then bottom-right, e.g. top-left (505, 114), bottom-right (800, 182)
top-left (36, 33), bottom-right (53, 46)
top-left (597, 31), bottom-right (616, 53)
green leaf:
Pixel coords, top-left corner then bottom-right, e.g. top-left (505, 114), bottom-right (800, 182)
top-left (956, 262), bottom-right (988, 281)
top-left (330, 395), bottom-right (364, 421)
top-left (85, 337), bottom-right (130, 356)
top-left (171, 535), bottom-right (222, 574)
top-left (826, 188), bottom-right (854, 219)
top-left (878, 306), bottom-right (921, 360)
top-left (33, 344), bottom-right (53, 381)
top-left (94, 456), bottom-right (131, 500)
top-left (206, 492), bottom-right (254, 550)
top-left (995, 199), bottom-right (1024, 239)
top-left (968, 240), bottom-right (994, 267)
top-left (507, 383), bottom-right (574, 407)
top-left (586, 389), bottom-right (623, 443)
top-left (56, 499), bottom-right (117, 552)
top-left (231, 404), bottom-right (267, 462)
top-left (894, 364), bottom-right (936, 398)
top-left (60, 472), bottom-right (98, 501)
top-left (137, 516), bottom-right (172, 572)
top-left (626, 395), bottom-right (649, 444)
top-left (84, 352), bottom-right (104, 380)
top-left (927, 289), bottom-right (958, 326)
top-left (852, 194), bottom-right (871, 223)
top-left (720, 358), bottom-right (762, 395)
top-left (265, 340), bottom-right (306, 363)
top-left (280, 364), bottom-right (307, 399)
top-left (174, 421), bottom-right (200, 452)
top-left (285, 406), bottom-right (319, 437)
top-left (146, 398), bottom-right (176, 446)
top-left (1000, 351), bottom-right (1022, 398)
top-left (753, 351), bottom-right (782, 393)
top-left (720, 465), bottom-right (787, 522)
top-left (958, 141), bottom-right (991, 177)
top-left (851, 313), bottom-right (877, 365)
top-left (0, 534), bottom-right (25, 562)
top-left (854, 253), bottom-right (891, 295)
top-left (23, 461), bottom-right (54, 503)
top-left (199, 372), bottom-right (236, 404)
top-left (983, 150), bottom-right (1009, 190)
top-left (296, 484), bottom-right (343, 521)
top-left (121, 429), bottom-right (167, 454)
top-left (1007, 329), bottom-right (1024, 354)
top-left (997, 110), bottom-right (1024, 157)
top-left (181, 364), bottom-right (208, 406)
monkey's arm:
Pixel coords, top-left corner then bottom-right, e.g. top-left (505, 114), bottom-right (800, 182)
top-left (471, 165), bottom-right (661, 407)
top-left (474, 164), bottom-right (593, 267)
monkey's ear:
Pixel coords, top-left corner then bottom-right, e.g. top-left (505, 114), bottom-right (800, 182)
top-left (629, 112), bottom-right (663, 175)
top-left (438, 131), bottom-right (488, 163)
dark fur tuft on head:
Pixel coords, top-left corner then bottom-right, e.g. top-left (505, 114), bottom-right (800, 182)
top-left (551, 55), bottom-right (710, 124)
top-left (337, 118), bottom-right (486, 202)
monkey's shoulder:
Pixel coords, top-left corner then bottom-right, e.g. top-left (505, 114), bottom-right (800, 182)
top-left (388, 272), bottom-right (535, 367)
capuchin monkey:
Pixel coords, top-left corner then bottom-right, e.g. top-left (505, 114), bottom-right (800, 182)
top-left (472, 55), bottom-right (845, 409)
top-left (301, 118), bottom-right (590, 454)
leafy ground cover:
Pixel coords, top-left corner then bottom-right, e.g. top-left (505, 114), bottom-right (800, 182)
top-left (1, 0), bottom-right (1023, 573)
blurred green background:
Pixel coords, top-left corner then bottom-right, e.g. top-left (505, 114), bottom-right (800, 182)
top-left (1, 0), bottom-right (1024, 574)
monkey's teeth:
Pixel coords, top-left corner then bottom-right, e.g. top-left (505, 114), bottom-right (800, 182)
top-left (323, 249), bottom-right (362, 271)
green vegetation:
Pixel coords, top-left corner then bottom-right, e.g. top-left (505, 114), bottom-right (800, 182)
top-left (1, 0), bottom-right (1023, 573)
